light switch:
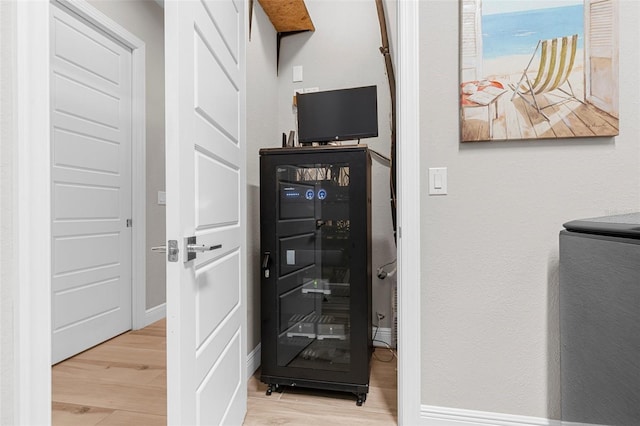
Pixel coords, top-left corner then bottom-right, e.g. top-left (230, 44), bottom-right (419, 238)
top-left (434, 173), bottom-right (443, 189)
top-left (158, 191), bottom-right (166, 205)
top-left (293, 65), bottom-right (303, 82)
top-left (428, 168), bottom-right (447, 195)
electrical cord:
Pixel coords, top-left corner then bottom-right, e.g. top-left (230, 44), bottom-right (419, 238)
top-left (379, 258), bottom-right (397, 269)
top-left (369, 148), bottom-right (391, 166)
top-left (377, 258), bottom-right (397, 279)
top-left (372, 324), bottom-right (397, 362)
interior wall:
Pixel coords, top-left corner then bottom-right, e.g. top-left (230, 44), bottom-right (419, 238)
top-left (0, 1), bottom-right (16, 422)
top-left (87, 0), bottom-right (166, 311)
top-left (246, 2), bottom-right (279, 354)
top-left (419, 0), bottom-right (640, 419)
top-left (277, 0), bottom-right (397, 330)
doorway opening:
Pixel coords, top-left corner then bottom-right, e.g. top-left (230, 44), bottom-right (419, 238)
top-left (50, 0), bottom-right (166, 422)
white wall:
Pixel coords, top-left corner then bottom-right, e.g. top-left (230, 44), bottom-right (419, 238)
top-left (419, 0), bottom-right (640, 419)
top-left (0, 2), bottom-right (16, 422)
top-left (88, 0), bottom-right (166, 311)
top-left (246, 2), bottom-right (279, 352)
top-left (277, 0), bottom-right (397, 329)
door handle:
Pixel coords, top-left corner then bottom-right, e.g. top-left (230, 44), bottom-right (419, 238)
top-left (184, 236), bottom-right (222, 263)
top-left (262, 252), bottom-right (271, 278)
top-left (151, 240), bottom-right (179, 262)
top-left (187, 243), bottom-right (222, 253)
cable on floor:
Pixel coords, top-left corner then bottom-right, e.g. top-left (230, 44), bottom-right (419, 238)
top-left (372, 324), bottom-right (397, 362)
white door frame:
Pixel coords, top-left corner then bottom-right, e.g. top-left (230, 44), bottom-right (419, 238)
top-left (14, 0), bottom-right (423, 424)
top-left (396, 0), bottom-right (422, 424)
top-left (13, 2), bottom-right (52, 423)
top-left (11, 0), bottom-right (147, 422)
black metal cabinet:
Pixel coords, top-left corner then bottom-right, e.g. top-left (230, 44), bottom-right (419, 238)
top-left (259, 145), bottom-right (372, 405)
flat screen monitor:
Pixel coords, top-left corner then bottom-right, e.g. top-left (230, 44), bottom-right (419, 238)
top-left (297, 85), bottom-right (378, 144)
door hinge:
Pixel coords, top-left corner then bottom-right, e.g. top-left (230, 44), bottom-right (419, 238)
top-left (126, 218), bottom-right (133, 228)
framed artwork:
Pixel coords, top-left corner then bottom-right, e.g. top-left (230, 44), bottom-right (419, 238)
top-left (460, 0), bottom-right (619, 142)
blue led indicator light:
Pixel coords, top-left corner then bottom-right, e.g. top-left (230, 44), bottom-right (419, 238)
top-left (305, 189), bottom-right (314, 200)
top-left (318, 189), bottom-right (327, 200)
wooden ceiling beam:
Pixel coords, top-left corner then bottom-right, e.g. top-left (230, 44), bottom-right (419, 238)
top-left (257, 0), bottom-right (315, 33)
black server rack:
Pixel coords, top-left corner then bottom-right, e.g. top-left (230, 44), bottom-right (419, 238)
top-left (259, 145), bottom-right (372, 405)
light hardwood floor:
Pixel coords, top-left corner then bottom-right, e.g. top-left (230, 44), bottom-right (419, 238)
top-left (52, 319), bottom-right (398, 425)
top-left (52, 319), bottom-right (167, 426)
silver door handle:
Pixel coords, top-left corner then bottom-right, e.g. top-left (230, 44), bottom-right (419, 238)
top-left (187, 243), bottom-right (222, 253)
top-left (151, 240), bottom-right (179, 262)
top-left (184, 236), bottom-right (222, 262)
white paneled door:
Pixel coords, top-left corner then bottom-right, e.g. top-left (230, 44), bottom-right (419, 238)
top-left (50, 4), bottom-right (133, 364)
top-left (165, 0), bottom-right (247, 424)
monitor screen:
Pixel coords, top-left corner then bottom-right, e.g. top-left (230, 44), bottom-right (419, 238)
top-left (297, 85), bottom-right (378, 144)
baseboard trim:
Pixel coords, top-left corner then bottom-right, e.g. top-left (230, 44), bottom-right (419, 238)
top-left (143, 303), bottom-right (166, 327)
top-left (247, 343), bottom-right (261, 377)
top-left (420, 405), bottom-right (563, 426)
top-left (372, 326), bottom-right (394, 348)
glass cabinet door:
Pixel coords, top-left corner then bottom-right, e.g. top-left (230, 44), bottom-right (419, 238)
top-left (275, 162), bottom-right (352, 372)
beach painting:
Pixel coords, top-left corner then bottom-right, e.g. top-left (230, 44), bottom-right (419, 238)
top-left (460, 0), bottom-right (619, 142)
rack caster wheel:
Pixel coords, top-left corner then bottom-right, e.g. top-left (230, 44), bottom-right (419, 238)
top-left (265, 384), bottom-right (279, 396)
top-left (356, 393), bottom-right (367, 406)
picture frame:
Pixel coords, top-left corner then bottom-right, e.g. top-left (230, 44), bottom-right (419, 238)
top-left (460, 0), bottom-right (619, 142)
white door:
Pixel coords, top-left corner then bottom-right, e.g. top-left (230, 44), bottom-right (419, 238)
top-left (165, 0), bottom-right (247, 424)
top-left (50, 4), bottom-right (133, 364)
top-left (585, 0), bottom-right (619, 117)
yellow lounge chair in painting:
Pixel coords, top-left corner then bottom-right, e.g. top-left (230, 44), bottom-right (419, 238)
top-left (510, 34), bottom-right (582, 120)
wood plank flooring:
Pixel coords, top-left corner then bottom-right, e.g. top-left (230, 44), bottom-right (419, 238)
top-left (52, 319), bottom-right (398, 425)
top-left (52, 319), bottom-right (167, 426)
top-left (245, 349), bottom-right (398, 426)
